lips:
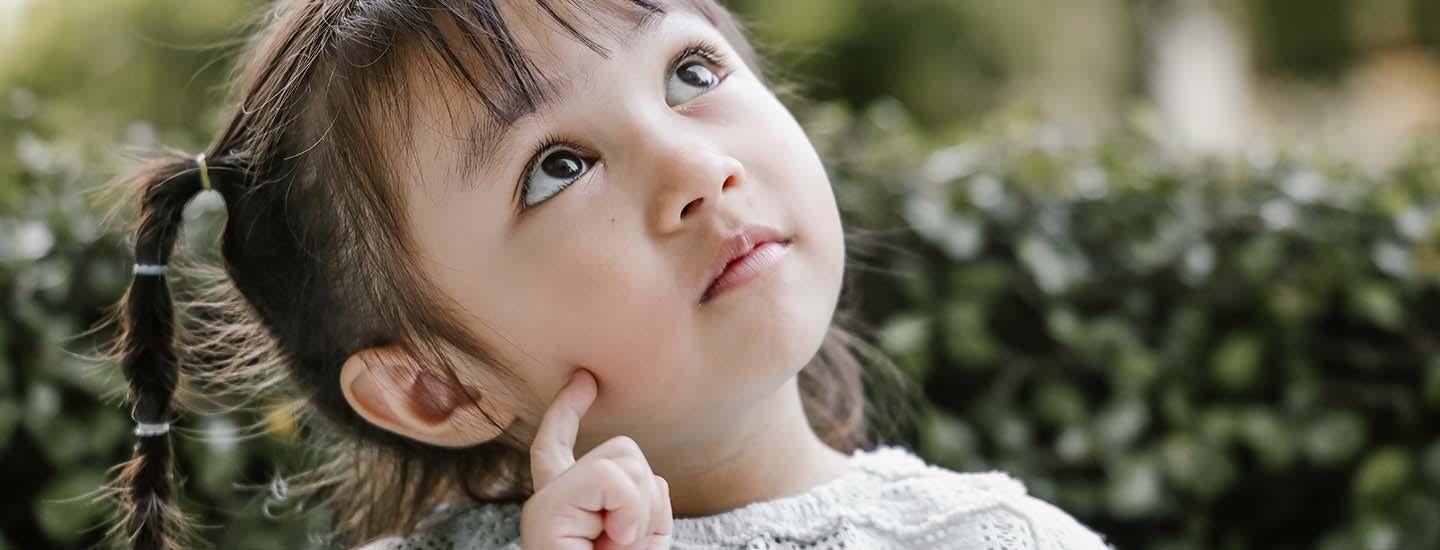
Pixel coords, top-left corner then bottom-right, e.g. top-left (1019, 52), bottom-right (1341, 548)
top-left (701, 223), bottom-right (791, 303)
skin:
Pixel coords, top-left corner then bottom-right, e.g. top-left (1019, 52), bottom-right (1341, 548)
top-left (338, 2), bottom-right (853, 524)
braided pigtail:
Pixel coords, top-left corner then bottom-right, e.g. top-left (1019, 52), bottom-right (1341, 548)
top-left (102, 151), bottom-right (229, 550)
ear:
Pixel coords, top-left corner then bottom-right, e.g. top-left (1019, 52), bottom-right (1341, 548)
top-left (339, 345), bottom-right (516, 448)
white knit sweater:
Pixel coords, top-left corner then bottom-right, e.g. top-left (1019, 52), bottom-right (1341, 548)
top-left (358, 445), bottom-right (1113, 550)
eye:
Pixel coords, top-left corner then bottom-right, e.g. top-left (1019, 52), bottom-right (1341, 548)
top-left (515, 43), bottom-right (729, 213)
top-left (665, 43), bottom-right (727, 106)
top-left (521, 143), bottom-right (592, 209)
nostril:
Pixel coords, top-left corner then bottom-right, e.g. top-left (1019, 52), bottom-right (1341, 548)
top-left (681, 197), bottom-right (702, 218)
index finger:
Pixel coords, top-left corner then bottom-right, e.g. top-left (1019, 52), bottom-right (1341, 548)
top-left (530, 368), bottom-right (598, 490)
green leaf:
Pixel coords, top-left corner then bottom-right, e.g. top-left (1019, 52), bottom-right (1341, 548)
top-left (1352, 447), bottom-right (1412, 504)
top-left (1354, 518), bottom-right (1403, 550)
top-left (1044, 306), bottom-right (1084, 347)
top-left (987, 410), bottom-right (1034, 454)
top-left (877, 313), bottom-right (932, 379)
top-left (1054, 425), bottom-right (1093, 463)
top-left (1265, 284), bottom-right (1320, 324)
top-left (940, 300), bottom-right (1000, 367)
top-left (1237, 408), bottom-right (1295, 471)
top-left (1158, 433), bottom-right (1237, 500)
top-left (1158, 383), bottom-right (1195, 426)
top-left (1113, 347), bottom-right (1160, 394)
top-left (1210, 332), bottom-right (1264, 393)
top-left (1345, 282), bottom-right (1404, 330)
top-left (1104, 453), bottom-right (1163, 518)
top-left (918, 409), bottom-right (980, 469)
top-left (1032, 380), bottom-right (1087, 426)
top-left (1303, 410), bottom-right (1368, 467)
top-left (1094, 397), bottom-right (1149, 449)
top-left (1237, 235), bottom-right (1284, 282)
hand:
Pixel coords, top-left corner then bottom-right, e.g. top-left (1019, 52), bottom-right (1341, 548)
top-left (521, 369), bottom-right (673, 550)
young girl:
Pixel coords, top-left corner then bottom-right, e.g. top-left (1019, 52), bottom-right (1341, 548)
top-left (100, 1), bottom-right (1113, 549)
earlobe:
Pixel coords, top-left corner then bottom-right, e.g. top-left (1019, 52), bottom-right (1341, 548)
top-left (338, 345), bottom-right (515, 448)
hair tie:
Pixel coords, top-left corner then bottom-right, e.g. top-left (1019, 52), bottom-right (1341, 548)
top-left (130, 409), bottom-right (172, 437)
top-left (133, 263), bottom-right (168, 276)
top-left (196, 152), bottom-right (213, 192)
top-left (134, 421), bottom-right (172, 437)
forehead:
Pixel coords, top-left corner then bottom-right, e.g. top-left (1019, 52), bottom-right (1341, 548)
top-left (394, 0), bottom-right (707, 173)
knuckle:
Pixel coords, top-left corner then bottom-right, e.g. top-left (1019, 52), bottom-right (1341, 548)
top-left (604, 434), bottom-right (642, 455)
top-left (595, 459), bottom-right (632, 488)
top-left (612, 455), bottom-right (653, 485)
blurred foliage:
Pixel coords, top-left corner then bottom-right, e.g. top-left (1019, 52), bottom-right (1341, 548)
top-left (729, 0), bottom-right (1440, 133)
top-left (3, 0), bottom-right (1440, 549)
top-left (815, 100), bottom-right (1440, 549)
top-left (1, 0), bottom-right (325, 548)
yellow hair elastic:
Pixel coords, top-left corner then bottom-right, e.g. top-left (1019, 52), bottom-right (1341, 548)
top-left (196, 152), bottom-right (213, 192)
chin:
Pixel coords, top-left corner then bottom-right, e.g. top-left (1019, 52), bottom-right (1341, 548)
top-left (766, 270), bottom-right (844, 386)
top-left (693, 218), bottom-right (845, 390)
top-left (795, 283), bottom-right (842, 369)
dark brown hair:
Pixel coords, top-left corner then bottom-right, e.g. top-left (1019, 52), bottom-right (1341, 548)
top-left (94, 1), bottom-right (916, 549)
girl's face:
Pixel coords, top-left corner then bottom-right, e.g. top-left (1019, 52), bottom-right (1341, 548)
top-left (401, 5), bottom-right (844, 446)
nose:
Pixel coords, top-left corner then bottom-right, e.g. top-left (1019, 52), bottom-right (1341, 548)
top-left (646, 142), bottom-right (745, 235)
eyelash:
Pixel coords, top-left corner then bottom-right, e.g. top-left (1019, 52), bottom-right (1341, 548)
top-left (514, 39), bottom-right (731, 212)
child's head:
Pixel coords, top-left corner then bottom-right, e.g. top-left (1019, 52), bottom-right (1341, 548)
top-left (102, 1), bottom-right (885, 548)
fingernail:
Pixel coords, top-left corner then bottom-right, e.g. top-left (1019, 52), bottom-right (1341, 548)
top-left (615, 522), bottom-right (636, 544)
top-left (572, 369), bottom-right (594, 390)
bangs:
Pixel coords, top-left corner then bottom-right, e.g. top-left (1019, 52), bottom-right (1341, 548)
top-left (409, 0), bottom-right (666, 123)
top-left (330, 0), bottom-right (670, 177)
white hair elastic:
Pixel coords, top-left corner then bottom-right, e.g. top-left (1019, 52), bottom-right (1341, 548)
top-left (133, 263), bottom-right (168, 276)
top-left (134, 421), bottom-right (171, 437)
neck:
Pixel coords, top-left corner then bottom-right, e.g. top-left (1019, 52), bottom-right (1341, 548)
top-left (640, 376), bottom-right (854, 519)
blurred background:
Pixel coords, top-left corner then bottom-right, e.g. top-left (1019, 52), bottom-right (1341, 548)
top-left (2, 0), bottom-right (1438, 548)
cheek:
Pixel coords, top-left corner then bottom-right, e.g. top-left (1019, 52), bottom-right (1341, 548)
top-left (495, 225), bottom-right (697, 373)
top-left (737, 90), bottom-right (846, 278)
top-left (512, 245), bottom-right (701, 421)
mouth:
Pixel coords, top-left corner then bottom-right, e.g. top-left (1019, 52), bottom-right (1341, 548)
top-left (700, 224), bottom-right (792, 304)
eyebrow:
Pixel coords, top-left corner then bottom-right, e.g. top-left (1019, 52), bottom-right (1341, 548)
top-left (461, 8), bottom-right (671, 172)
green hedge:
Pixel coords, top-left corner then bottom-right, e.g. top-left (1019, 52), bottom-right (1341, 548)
top-left (816, 103), bottom-right (1440, 550)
